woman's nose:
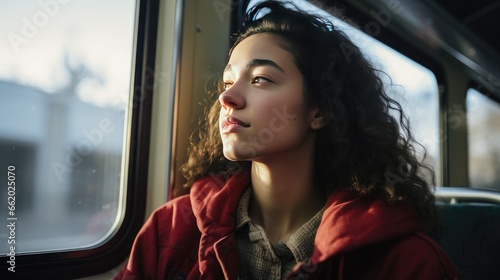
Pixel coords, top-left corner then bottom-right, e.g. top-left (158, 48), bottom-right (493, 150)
top-left (218, 85), bottom-right (246, 110)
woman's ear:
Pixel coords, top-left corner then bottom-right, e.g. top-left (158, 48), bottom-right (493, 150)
top-left (310, 107), bottom-right (329, 130)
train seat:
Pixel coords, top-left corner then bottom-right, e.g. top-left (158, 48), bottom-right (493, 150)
top-left (434, 187), bottom-right (500, 280)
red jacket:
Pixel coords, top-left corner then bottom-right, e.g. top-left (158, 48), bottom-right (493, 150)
top-left (116, 171), bottom-right (461, 279)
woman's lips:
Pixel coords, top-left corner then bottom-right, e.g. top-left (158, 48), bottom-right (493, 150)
top-left (221, 116), bottom-right (250, 133)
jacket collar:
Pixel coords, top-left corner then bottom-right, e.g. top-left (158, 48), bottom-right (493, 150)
top-left (190, 170), bottom-right (250, 237)
top-left (190, 171), bottom-right (423, 265)
top-left (312, 190), bottom-right (423, 262)
top-left (190, 170), bottom-right (250, 278)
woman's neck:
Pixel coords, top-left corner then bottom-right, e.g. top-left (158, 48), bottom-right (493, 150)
top-left (249, 145), bottom-right (325, 244)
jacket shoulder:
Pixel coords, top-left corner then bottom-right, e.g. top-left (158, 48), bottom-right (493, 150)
top-left (412, 233), bottom-right (462, 279)
top-left (379, 232), bottom-right (462, 280)
top-left (114, 195), bottom-right (200, 280)
top-left (335, 232), bottom-right (462, 280)
top-left (149, 195), bottom-right (199, 243)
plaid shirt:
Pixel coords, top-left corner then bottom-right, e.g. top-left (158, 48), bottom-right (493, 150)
top-left (235, 189), bottom-right (325, 279)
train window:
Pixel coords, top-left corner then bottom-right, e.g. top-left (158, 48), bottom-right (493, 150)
top-left (0, 0), bottom-right (135, 255)
top-left (248, 0), bottom-right (441, 184)
top-left (467, 88), bottom-right (500, 190)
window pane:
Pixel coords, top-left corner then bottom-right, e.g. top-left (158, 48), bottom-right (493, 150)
top-left (0, 0), bottom-right (135, 254)
top-left (365, 43), bottom-right (440, 185)
top-left (467, 88), bottom-right (500, 190)
top-left (248, 0), bottom-right (441, 184)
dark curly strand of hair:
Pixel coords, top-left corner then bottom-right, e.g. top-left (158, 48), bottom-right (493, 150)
top-left (181, 0), bottom-right (438, 232)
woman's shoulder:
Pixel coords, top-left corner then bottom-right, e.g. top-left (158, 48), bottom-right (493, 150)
top-left (384, 232), bottom-right (462, 279)
top-left (329, 231), bottom-right (462, 280)
top-left (133, 195), bottom-right (200, 256)
top-left (141, 194), bottom-right (198, 240)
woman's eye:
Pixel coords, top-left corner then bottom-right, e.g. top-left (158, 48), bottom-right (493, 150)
top-left (223, 82), bottom-right (233, 90)
top-left (251, 76), bottom-right (271, 84)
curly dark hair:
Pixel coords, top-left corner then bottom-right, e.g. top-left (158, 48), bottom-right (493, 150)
top-left (181, 0), bottom-right (438, 232)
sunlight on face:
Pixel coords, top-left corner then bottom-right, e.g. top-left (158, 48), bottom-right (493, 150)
top-left (219, 33), bottom-right (319, 162)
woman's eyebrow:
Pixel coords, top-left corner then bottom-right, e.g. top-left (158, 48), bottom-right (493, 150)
top-left (246, 59), bottom-right (285, 72)
top-left (224, 59), bottom-right (285, 74)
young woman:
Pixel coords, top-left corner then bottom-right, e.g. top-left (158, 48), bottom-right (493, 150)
top-left (116, 1), bottom-right (461, 279)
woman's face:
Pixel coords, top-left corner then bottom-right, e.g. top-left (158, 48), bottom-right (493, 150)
top-left (219, 33), bottom-right (319, 162)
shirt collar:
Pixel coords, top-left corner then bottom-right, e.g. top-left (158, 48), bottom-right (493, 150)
top-left (235, 187), bottom-right (325, 262)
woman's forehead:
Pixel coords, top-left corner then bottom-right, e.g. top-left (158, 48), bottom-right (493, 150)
top-left (227, 34), bottom-right (296, 71)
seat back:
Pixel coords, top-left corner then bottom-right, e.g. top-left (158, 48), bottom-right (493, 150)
top-left (435, 187), bottom-right (500, 280)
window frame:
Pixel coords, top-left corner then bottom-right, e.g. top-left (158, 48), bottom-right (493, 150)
top-left (0, 0), bottom-right (159, 278)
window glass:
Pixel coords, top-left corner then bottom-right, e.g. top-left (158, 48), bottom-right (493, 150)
top-left (248, 0), bottom-right (441, 184)
top-left (467, 88), bottom-right (500, 190)
top-left (0, 0), bottom-right (135, 254)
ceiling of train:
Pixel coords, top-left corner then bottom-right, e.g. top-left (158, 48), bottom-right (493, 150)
top-left (334, 0), bottom-right (500, 91)
top-left (433, 0), bottom-right (500, 56)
